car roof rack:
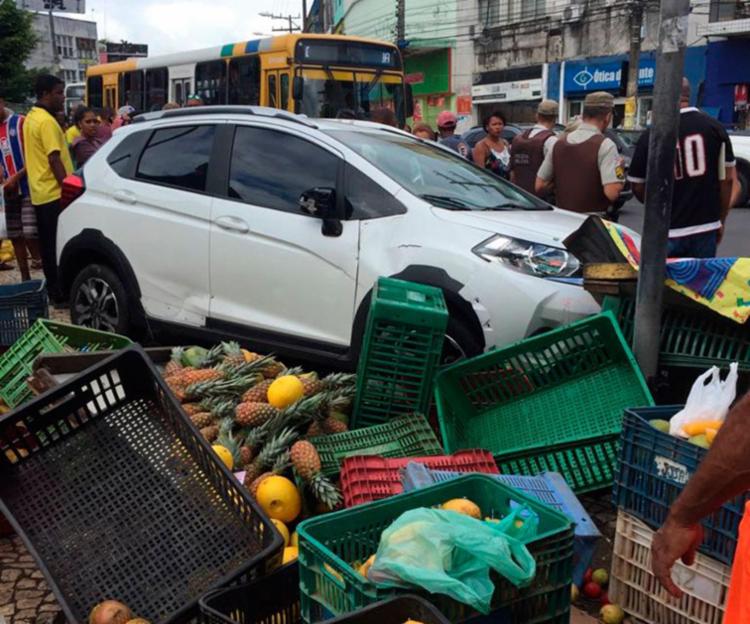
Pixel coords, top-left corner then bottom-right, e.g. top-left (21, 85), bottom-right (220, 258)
top-left (133, 105), bottom-right (318, 128)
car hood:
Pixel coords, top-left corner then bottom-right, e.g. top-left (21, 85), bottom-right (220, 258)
top-left (431, 206), bottom-right (591, 247)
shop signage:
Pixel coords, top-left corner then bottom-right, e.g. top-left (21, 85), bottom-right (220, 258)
top-left (565, 58), bottom-right (657, 94)
top-left (16, 0), bottom-right (85, 13)
top-left (405, 72), bottom-right (425, 85)
top-left (565, 61), bottom-right (623, 93)
top-left (471, 78), bottom-right (543, 103)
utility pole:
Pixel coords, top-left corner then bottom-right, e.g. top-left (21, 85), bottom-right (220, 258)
top-left (623, 0), bottom-right (644, 130)
top-left (48, 9), bottom-right (61, 77)
top-left (302, 0), bottom-right (307, 32)
top-left (395, 0), bottom-right (405, 48)
top-left (632, 0), bottom-right (690, 380)
top-left (259, 12), bottom-right (301, 33)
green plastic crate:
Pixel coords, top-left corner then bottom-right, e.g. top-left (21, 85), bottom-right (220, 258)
top-left (298, 474), bottom-right (574, 624)
top-left (0, 319), bottom-right (132, 408)
top-left (434, 312), bottom-right (654, 493)
top-left (603, 295), bottom-right (750, 371)
top-left (310, 414), bottom-right (443, 479)
top-left (351, 278), bottom-right (448, 429)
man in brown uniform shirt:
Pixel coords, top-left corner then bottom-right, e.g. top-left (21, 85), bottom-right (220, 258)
top-left (510, 99), bottom-right (559, 194)
top-left (535, 91), bottom-right (625, 214)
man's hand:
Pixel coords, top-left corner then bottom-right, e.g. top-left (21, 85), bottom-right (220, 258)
top-left (651, 518), bottom-right (704, 598)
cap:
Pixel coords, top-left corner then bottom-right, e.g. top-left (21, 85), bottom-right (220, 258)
top-left (436, 110), bottom-right (457, 128)
top-left (537, 99), bottom-right (559, 116)
top-left (117, 105), bottom-right (136, 116)
top-left (583, 91), bottom-right (615, 109)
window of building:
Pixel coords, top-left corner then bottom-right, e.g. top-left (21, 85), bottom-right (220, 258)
top-left (56, 34), bottom-right (74, 58)
top-left (136, 125), bottom-right (216, 192)
top-left (568, 100), bottom-right (583, 120)
top-left (63, 69), bottom-right (78, 84)
top-left (228, 56), bottom-right (260, 105)
top-left (195, 60), bottom-right (227, 105)
top-left (479, 0), bottom-right (502, 26)
top-left (228, 127), bottom-right (340, 214)
top-left (520, 0), bottom-right (544, 20)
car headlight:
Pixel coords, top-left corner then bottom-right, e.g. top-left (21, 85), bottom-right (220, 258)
top-left (472, 234), bottom-right (581, 278)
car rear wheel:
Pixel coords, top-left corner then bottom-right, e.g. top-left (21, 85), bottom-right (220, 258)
top-left (70, 264), bottom-right (131, 336)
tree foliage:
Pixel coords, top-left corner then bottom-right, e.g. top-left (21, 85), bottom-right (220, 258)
top-left (0, 1), bottom-right (38, 102)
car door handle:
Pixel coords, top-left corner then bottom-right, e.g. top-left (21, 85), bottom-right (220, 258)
top-left (214, 215), bottom-right (250, 234)
top-left (112, 189), bottom-right (136, 205)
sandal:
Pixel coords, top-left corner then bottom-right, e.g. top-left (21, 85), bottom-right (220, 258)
top-left (31, 260), bottom-right (42, 270)
top-left (0, 262), bottom-right (15, 271)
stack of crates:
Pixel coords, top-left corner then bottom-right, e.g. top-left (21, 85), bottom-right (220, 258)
top-left (611, 406), bottom-right (744, 623)
top-left (351, 277), bottom-right (448, 429)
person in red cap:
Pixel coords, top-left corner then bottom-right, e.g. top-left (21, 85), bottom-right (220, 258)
top-left (436, 110), bottom-right (469, 158)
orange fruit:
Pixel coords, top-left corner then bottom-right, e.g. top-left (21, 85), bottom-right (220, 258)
top-left (267, 376), bottom-right (305, 409)
top-left (282, 546), bottom-right (299, 564)
top-left (441, 498), bottom-right (481, 519)
top-left (256, 475), bottom-right (302, 523)
top-left (271, 518), bottom-right (290, 547)
top-left (212, 445), bottom-right (233, 471)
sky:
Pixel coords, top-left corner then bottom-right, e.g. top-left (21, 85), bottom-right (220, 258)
top-left (69, 0), bottom-right (307, 55)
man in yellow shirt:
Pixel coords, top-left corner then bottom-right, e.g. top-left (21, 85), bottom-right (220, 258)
top-left (23, 75), bottom-right (73, 304)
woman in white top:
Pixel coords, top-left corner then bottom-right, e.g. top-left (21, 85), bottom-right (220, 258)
top-left (473, 111), bottom-right (511, 179)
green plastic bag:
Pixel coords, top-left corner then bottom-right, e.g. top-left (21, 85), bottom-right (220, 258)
top-left (368, 507), bottom-right (538, 614)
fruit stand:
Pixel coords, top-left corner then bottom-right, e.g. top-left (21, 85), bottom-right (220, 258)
top-left (0, 273), bottom-right (743, 624)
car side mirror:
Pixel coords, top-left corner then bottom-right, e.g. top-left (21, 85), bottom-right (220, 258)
top-left (405, 83), bottom-right (414, 119)
top-left (293, 76), bottom-right (304, 102)
top-left (299, 187), bottom-right (342, 237)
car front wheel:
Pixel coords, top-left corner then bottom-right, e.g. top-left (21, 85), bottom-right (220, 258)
top-left (441, 316), bottom-right (483, 366)
top-left (70, 264), bottom-right (131, 335)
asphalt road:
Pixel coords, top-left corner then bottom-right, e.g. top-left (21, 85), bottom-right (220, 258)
top-left (618, 198), bottom-right (749, 257)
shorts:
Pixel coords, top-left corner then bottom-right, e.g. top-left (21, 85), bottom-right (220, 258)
top-left (4, 194), bottom-right (38, 240)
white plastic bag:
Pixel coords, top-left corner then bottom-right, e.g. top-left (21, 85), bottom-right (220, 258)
top-left (669, 363), bottom-right (739, 437)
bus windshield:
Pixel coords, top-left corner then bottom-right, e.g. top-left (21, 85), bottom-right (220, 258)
top-left (299, 70), bottom-right (405, 124)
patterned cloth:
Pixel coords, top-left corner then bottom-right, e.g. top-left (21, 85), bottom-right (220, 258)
top-left (602, 220), bottom-right (750, 324)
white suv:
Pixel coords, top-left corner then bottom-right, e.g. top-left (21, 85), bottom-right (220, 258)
top-left (57, 106), bottom-right (600, 365)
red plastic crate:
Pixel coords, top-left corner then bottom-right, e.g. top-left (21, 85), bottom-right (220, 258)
top-left (340, 450), bottom-right (499, 507)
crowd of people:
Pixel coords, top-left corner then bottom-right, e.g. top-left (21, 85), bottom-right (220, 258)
top-left (0, 74), bottom-right (741, 305)
top-left (0, 74), bottom-right (203, 297)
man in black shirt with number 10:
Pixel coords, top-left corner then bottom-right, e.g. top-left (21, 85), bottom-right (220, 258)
top-left (628, 78), bottom-right (739, 258)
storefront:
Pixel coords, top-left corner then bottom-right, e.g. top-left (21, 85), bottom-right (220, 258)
top-left (547, 47), bottom-right (706, 127)
top-left (405, 49), bottom-right (453, 129)
top-left (703, 39), bottom-right (750, 128)
top-left (471, 66), bottom-right (544, 124)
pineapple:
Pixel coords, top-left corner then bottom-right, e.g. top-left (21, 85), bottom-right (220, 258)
top-left (235, 402), bottom-right (279, 428)
top-left (164, 346), bottom-right (185, 377)
top-left (200, 424), bottom-right (220, 442)
top-left (322, 417), bottom-right (348, 434)
top-left (191, 411), bottom-right (215, 428)
top-left (198, 343), bottom-right (226, 368)
top-left (243, 428), bottom-right (298, 484)
top-left (178, 367), bottom-right (224, 387)
top-left (306, 420), bottom-right (324, 437)
top-left (241, 379), bottom-right (273, 403)
top-left (184, 375), bottom-right (257, 402)
top-left (261, 359), bottom-right (286, 379)
top-left (299, 373), bottom-right (324, 397)
top-left (221, 341), bottom-right (246, 368)
top-left (239, 444), bottom-right (254, 466)
top-left (290, 440), bottom-right (320, 481)
top-left (181, 403), bottom-right (203, 416)
top-left (216, 423), bottom-right (242, 469)
top-left (290, 441), bottom-right (341, 509)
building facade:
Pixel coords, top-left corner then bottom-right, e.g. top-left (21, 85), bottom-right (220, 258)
top-left (99, 41), bottom-right (149, 65)
top-left (26, 13), bottom-right (98, 85)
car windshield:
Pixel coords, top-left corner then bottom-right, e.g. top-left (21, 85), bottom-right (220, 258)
top-left (328, 129), bottom-right (550, 211)
top-left (300, 70), bottom-right (405, 123)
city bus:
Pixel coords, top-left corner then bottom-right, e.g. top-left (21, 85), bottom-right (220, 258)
top-left (85, 33), bottom-right (412, 126)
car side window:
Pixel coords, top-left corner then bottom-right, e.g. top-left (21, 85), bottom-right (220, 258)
top-left (344, 164), bottom-right (406, 220)
top-left (107, 131), bottom-right (148, 178)
top-left (136, 125), bottom-right (216, 192)
top-left (228, 126), bottom-right (339, 214)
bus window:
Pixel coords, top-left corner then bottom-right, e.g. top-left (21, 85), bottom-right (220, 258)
top-left (87, 76), bottom-right (103, 109)
top-left (280, 73), bottom-right (289, 111)
top-left (228, 56), bottom-right (260, 105)
top-left (268, 74), bottom-right (277, 108)
top-left (121, 71), bottom-right (144, 110)
top-left (146, 67), bottom-right (169, 111)
top-left (196, 60), bottom-right (227, 105)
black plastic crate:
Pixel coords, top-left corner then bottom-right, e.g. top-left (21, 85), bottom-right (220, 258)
top-left (200, 568), bottom-right (449, 624)
top-left (0, 279), bottom-right (48, 347)
top-left (613, 405), bottom-right (749, 565)
top-left (0, 346), bottom-right (284, 624)
top-left (199, 563), bottom-right (300, 624)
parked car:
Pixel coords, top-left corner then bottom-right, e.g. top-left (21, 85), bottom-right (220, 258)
top-left (57, 105), bottom-right (612, 367)
top-left (461, 123), bottom-right (633, 216)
